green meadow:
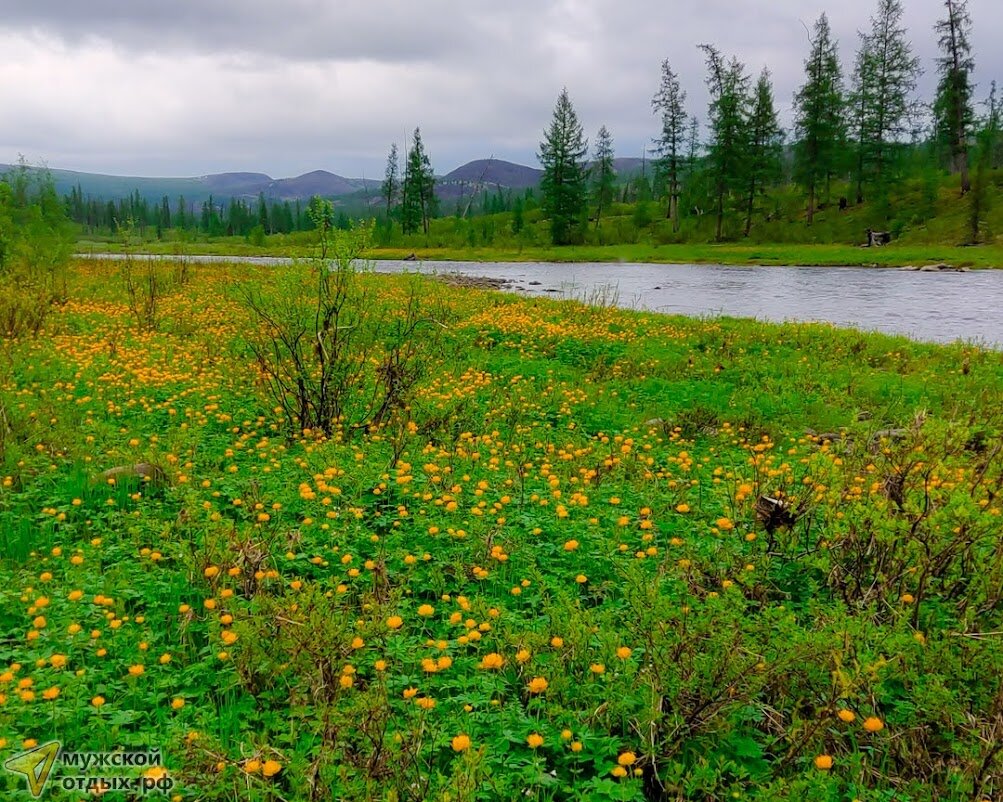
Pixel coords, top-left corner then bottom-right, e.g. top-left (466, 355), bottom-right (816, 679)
top-left (0, 248), bottom-right (1001, 801)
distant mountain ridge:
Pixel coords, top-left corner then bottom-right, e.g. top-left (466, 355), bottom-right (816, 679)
top-left (1, 156), bottom-right (653, 205)
top-left (0, 164), bottom-right (380, 206)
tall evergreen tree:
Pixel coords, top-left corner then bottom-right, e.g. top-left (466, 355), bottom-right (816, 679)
top-left (794, 14), bottom-right (845, 225)
top-left (970, 81), bottom-right (999, 243)
top-left (849, 33), bottom-right (877, 204)
top-left (401, 128), bottom-right (436, 235)
top-left (858, 0), bottom-right (922, 195)
top-left (538, 88), bottom-right (588, 245)
top-left (699, 45), bottom-right (750, 241)
top-left (159, 196), bottom-right (171, 231)
top-left (744, 69), bottom-right (783, 236)
top-left (590, 126), bottom-right (616, 230)
top-left (382, 143), bottom-right (401, 221)
top-left (256, 192), bottom-right (269, 234)
top-left (652, 60), bottom-right (688, 231)
top-left (934, 0), bottom-right (975, 194)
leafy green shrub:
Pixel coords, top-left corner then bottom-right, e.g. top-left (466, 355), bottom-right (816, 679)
top-left (0, 165), bottom-right (73, 338)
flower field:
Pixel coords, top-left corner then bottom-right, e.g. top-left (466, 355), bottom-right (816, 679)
top-left (1, 258), bottom-right (1002, 801)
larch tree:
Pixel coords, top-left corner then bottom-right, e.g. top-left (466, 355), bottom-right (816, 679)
top-left (934, 0), bottom-right (975, 194)
top-left (794, 13), bottom-right (845, 225)
top-left (744, 69), bottom-right (783, 236)
top-left (401, 128), bottom-right (436, 236)
top-left (652, 60), bottom-right (688, 231)
top-left (970, 81), bottom-right (1000, 243)
top-left (858, 0), bottom-right (921, 194)
top-left (849, 32), bottom-right (878, 204)
top-left (590, 125), bottom-right (616, 231)
top-left (538, 88), bottom-right (589, 246)
top-left (700, 44), bottom-right (750, 241)
top-left (382, 143), bottom-right (400, 223)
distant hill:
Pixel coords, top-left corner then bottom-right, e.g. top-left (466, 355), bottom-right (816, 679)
top-left (442, 159), bottom-right (543, 189)
top-left (1, 156), bottom-right (651, 207)
top-left (609, 157), bottom-right (650, 178)
top-left (0, 164), bottom-right (379, 205)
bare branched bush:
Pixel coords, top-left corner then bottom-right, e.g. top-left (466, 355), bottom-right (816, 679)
top-left (117, 222), bottom-right (181, 331)
top-left (239, 202), bottom-right (445, 437)
top-left (121, 256), bottom-right (172, 331)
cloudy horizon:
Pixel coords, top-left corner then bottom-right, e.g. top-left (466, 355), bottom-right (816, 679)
top-left (1, 0), bottom-right (998, 180)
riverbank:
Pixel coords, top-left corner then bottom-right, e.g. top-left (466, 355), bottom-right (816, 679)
top-left (75, 238), bottom-right (1003, 269)
top-left (73, 254), bottom-right (1003, 345)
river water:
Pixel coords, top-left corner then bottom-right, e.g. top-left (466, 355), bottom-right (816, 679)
top-left (80, 254), bottom-right (1003, 347)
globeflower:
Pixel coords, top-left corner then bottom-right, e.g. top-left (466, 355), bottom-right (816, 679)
top-left (479, 653), bottom-right (505, 670)
top-left (863, 716), bottom-right (884, 733)
top-left (451, 734), bottom-right (471, 752)
top-left (527, 677), bottom-right (548, 694)
top-left (262, 760), bottom-right (282, 778)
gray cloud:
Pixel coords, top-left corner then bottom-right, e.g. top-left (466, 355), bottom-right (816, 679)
top-left (1, 0), bottom-right (1000, 179)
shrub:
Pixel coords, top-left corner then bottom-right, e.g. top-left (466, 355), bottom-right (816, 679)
top-left (0, 165), bottom-right (73, 338)
top-left (239, 201), bottom-right (445, 438)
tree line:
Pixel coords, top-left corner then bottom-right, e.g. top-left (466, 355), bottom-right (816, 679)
top-left (55, 0), bottom-right (1003, 248)
top-left (538, 0), bottom-right (1000, 245)
top-left (64, 188), bottom-right (354, 239)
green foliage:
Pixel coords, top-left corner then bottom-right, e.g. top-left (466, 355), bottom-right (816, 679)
top-left (794, 14), bottom-right (846, 224)
top-left (970, 83), bottom-right (1000, 243)
top-left (402, 129), bottom-right (436, 236)
top-left (652, 60), bottom-right (688, 230)
top-left (933, 0), bottom-right (975, 191)
top-left (383, 142), bottom-right (401, 222)
top-left (590, 126), bottom-right (617, 232)
top-left (700, 45), bottom-right (751, 241)
top-left (0, 164), bottom-right (74, 338)
top-left (539, 88), bottom-right (589, 245)
top-left (744, 69), bottom-right (784, 236)
top-left (854, 0), bottom-right (922, 201)
top-left (1, 261), bottom-right (1003, 800)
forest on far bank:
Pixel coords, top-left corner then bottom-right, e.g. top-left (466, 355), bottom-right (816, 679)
top-left (52, 0), bottom-right (1003, 254)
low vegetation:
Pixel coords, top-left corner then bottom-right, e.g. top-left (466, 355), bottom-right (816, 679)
top-left (0, 232), bottom-right (1002, 800)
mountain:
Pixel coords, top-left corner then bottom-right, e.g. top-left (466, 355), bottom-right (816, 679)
top-left (610, 157), bottom-right (650, 178)
top-left (266, 170), bottom-right (372, 199)
top-left (441, 159), bottom-right (543, 189)
top-left (0, 164), bottom-right (379, 205)
top-left (1, 155), bottom-right (649, 207)
top-left (201, 172), bottom-right (273, 196)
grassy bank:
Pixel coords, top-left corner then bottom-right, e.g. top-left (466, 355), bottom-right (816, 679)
top-left (1, 259), bottom-right (1002, 801)
top-left (77, 237), bottom-right (1003, 268)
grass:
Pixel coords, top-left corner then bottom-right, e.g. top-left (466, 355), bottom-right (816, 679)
top-left (0, 257), bottom-right (1001, 801)
top-left (365, 242), bottom-right (1003, 268)
top-left (77, 237), bottom-right (1003, 269)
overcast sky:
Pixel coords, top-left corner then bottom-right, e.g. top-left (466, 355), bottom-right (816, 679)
top-left (1, 1), bottom-right (998, 179)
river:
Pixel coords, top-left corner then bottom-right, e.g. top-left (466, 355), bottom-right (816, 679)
top-left (79, 254), bottom-right (1003, 347)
